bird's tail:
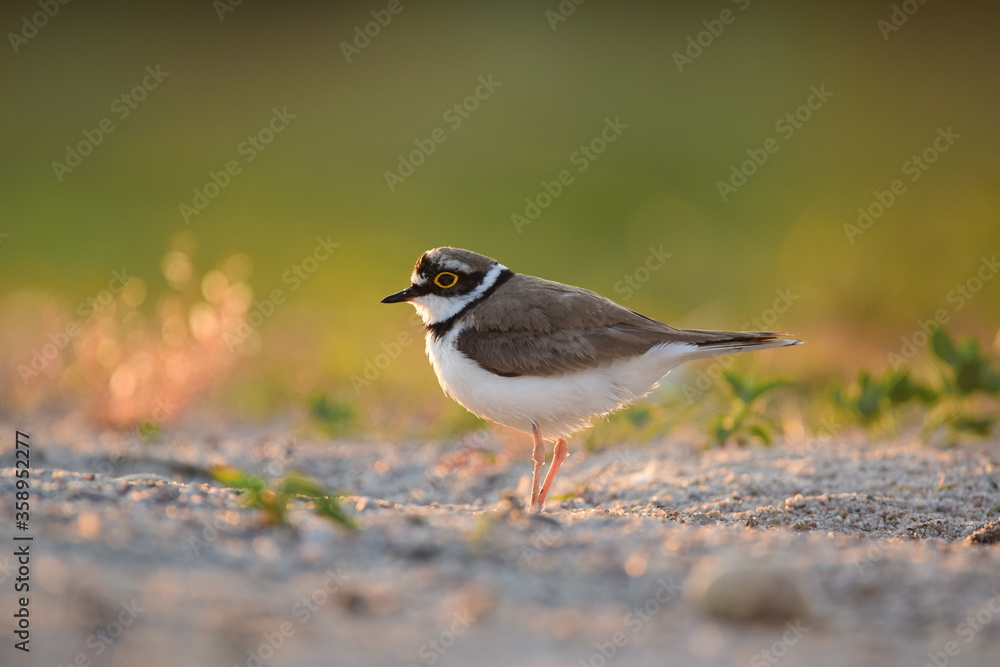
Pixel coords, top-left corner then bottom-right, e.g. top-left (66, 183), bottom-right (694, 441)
top-left (677, 329), bottom-right (804, 361)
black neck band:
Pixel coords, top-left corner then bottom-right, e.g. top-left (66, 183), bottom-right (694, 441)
top-left (427, 269), bottom-right (514, 339)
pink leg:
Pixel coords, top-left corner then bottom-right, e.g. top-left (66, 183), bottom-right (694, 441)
top-left (536, 438), bottom-right (568, 511)
top-left (529, 423), bottom-right (545, 511)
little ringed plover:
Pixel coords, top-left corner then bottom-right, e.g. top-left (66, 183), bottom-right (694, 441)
top-left (382, 247), bottom-right (803, 512)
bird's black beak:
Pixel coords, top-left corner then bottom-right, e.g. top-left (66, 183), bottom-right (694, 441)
top-left (381, 286), bottom-right (416, 303)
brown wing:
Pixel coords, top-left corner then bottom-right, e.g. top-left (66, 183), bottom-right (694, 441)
top-left (455, 274), bottom-right (788, 377)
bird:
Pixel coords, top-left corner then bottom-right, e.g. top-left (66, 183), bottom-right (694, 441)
top-left (381, 247), bottom-right (802, 512)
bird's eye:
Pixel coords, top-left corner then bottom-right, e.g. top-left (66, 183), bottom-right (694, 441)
top-left (434, 271), bottom-right (459, 288)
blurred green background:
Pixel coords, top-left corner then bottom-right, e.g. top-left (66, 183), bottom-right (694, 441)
top-left (2, 0), bottom-right (998, 427)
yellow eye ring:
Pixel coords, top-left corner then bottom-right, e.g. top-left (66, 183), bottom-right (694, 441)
top-left (434, 271), bottom-right (459, 288)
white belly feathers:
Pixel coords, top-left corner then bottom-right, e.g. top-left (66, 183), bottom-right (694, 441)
top-left (426, 324), bottom-right (697, 439)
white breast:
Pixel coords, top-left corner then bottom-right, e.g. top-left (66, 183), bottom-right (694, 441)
top-left (426, 325), bottom-right (698, 439)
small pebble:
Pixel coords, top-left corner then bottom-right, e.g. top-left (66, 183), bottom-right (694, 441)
top-left (684, 557), bottom-right (808, 623)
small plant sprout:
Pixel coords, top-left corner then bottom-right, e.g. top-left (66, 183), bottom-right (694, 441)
top-left (307, 390), bottom-right (356, 436)
top-left (930, 327), bottom-right (1000, 397)
top-left (831, 328), bottom-right (999, 441)
top-left (709, 372), bottom-right (789, 447)
top-left (924, 328), bottom-right (1000, 439)
top-left (831, 369), bottom-right (937, 431)
top-left (211, 466), bottom-right (359, 532)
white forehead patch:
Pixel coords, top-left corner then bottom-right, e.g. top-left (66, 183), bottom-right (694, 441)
top-left (424, 249), bottom-right (475, 274)
top-left (439, 258), bottom-right (473, 273)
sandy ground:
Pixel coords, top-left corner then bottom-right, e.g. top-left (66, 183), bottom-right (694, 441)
top-left (2, 412), bottom-right (1000, 667)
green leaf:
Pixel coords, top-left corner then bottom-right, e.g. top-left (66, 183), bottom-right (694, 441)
top-left (954, 361), bottom-right (983, 395)
top-left (258, 490), bottom-right (288, 526)
top-left (313, 496), bottom-right (360, 532)
top-left (950, 415), bottom-right (995, 436)
top-left (712, 416), bottom-right (733, 447)
top-left (751, 379), bottom-right (788, 402)
top-left (709, 374), bottom-right (787, 446)
top-left (928, 329), bottom-right (1000, 397)
top-left (211, 465), bottom-right (267, 493)
top-left (211, 466), bottom-right (359, 531)
top-left (308, 391), bottom-right (356, 435)
top-left (886, 371), bottom-right (938, 405)
top-left (624, 404), bottom-right (652, 428)
top-left (277, 472), bottom-right (328, 497)
top-left (884, 371), bottom-right (913, 403)
top-left (959, 339), bottom-right (983, 363)
top-left (854, 371), bottom-right (886, 422)
top-left (278, 471), bottom-right (360, 531)
top-left (830, 385), bottom-right (849, 409)
top-left (983, 371), bottom-right (1000, 395)
top-left (931, 328), bottom-right (961, 366)
top-left (723, 371), bottom-right (788, 404)
top-left (748, 424), bottom-right (773, 446)
top-left (722, 372), bottom-right (750, 403)
top-left (138, 420), bottom-right (163, 440)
